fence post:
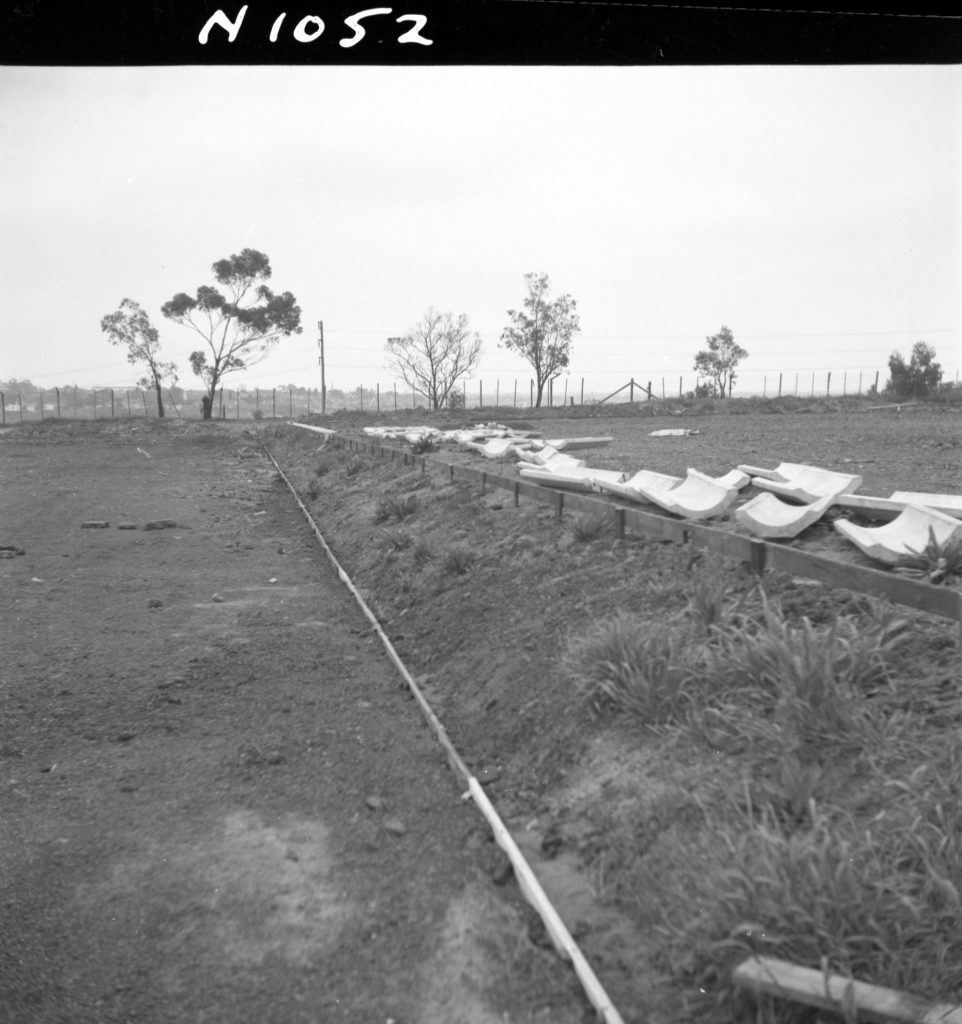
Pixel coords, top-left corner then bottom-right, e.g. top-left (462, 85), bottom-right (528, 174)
top-left (843, 371), bottom-right (846, 397)
top-left (359, 386), bottom-right (364, 413)
top-left (479, 380), bottom-right (483, 408)
top-left (255, 388), bottom-right (260, 415)
top-left (858, 371), bottom-right (862, 396)
top-left (18, 392), bottom-right (23, 423)
top-left (810, 373), bottom-right (815, 398)
top-left (92, 389), bottom-right (97, 419)
top-left (514, 380), bottom-right (518, 409)
top-left (581, 378), bottom-right (584, 404)
top-left (794, 372), bottom-right (798, 397)
top-left (778, 373), bottom-right (783, 397)
top-left (874, 370), bottom-right (879, 394)
top-left (126, 390), bottom-right (131, 416)
top-left (763, 376), bottom-right (767, 398)
top-left (272, 388), bottom-right (276, 418)
top-left (563, 378), bottom-right (567, 405)
top-left (40, 390), bottom-right (45, 418)
top-left (56, 387), bottom-right (61, 418)
top-left (111, 389), bottom-right (115, 417)
top-left (530, 380), bottom-right (533, 407)
top-left (75, 385), bottom-right (79, 417)
top-left (826, 371), bottom-right (831, 396)
top-left (376, 383), bottom-right (380, 414)
top-left (1, 392), bottom-right (5, 425)
top-left (289, 388), bottom-right (293, 417)
top-left (661, 377), bottom-right (665, 399)
top-left (678, 376), bottom-right (682, 398)
top-left (141, 390), bottom-right (148, 415)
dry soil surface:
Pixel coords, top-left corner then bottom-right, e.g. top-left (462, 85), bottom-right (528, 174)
top-left (0, 419), bottom-right (589, 1024)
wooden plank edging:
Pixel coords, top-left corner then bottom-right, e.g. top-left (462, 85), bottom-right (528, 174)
top-left (733, 956), bottom-right (962, 1024)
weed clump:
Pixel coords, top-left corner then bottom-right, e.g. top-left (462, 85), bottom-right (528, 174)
top-left (895, 527), bottom-right (962, 584)
top-left (413, 538), bottom-right (436, 566)
top-left (563, 612), bottom-right (696, 723)
top-left (443, 545), bottom-right (476, 575)
top-left (373, 493), bottom-right (418, 524)
top-left (381, 527), bottom-right (414, 551)
top-left (410, 435), bottom-right (436, 455)
top-left (570, 511), bottom-right (610, 543)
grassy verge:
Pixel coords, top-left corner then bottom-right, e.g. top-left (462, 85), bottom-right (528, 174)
top-left (562, 558), bottom-right (962, 1019)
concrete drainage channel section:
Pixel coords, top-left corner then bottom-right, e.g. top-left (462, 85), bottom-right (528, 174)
top-left (258, 434), bottom-right (627, 1024)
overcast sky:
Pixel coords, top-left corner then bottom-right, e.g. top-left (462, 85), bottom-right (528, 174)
top-left (2, 64), bottom-right (959, 398)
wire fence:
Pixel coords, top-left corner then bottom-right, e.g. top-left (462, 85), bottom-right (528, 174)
top-left (2, 367), bottom-right (959, 424)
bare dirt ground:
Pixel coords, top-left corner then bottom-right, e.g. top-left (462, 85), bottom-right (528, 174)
top-left (0, 419), bottom-right (588, 1024)
top-left (2, 404), bottom-right (960, 1024)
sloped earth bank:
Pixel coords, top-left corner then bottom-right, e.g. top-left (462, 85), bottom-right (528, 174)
top-left (0, 420), bottom-right (589, 1024)
top-left (264, 407), bottom-right (961, 1022)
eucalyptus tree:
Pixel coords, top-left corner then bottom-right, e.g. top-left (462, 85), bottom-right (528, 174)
top-left (162, 249), bottom-right (302, 419)
top-left (101, 298), bottom-right (177, 417)
top-left (500, 273), bottom-right (580, 408)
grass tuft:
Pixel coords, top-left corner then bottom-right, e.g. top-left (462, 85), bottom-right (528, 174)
top-left (373, 493), bottom-right (418, 524)
top-left (442, 544), bottom-right (476, 575)
top-left (413, 538), bottom-right (436, 566)
top-left (895, 526), bottom-right (962, 584)
top-left (570, 511), bottom-right (610, 543)
top-left (563, 612), bottom-right (696, 723)
top-left (381, 527), bottom-right (414, 551)
top-left (410, 435), bottom-right (436, 455)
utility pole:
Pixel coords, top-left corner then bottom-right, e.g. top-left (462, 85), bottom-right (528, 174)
top-left (317, 320), bottom-right (326, 414)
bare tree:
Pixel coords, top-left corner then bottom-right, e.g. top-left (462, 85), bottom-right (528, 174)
top-left (101, 298), bottom-right (177, 417)
top-left (386, 309), bottom-right (483, 410)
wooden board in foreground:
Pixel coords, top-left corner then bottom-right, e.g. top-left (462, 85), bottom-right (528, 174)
top-left (733, 956), bottom-right (962, 1024)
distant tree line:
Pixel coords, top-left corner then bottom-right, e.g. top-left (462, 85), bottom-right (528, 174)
top-left (85, 251), bottom-right (946, 415)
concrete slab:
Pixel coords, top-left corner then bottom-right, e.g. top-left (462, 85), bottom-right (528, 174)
top-left (834, 504), bottom-right (962, 565)
top-left (519, 466), bottom-right (628, 492)
top-left (462, 437), bottom-right (533, 459)
top-left (889, 491), bottom-right (962, 519)
top-left (644, 469), bottom-right (740, 520)
top-left (544, 436), bottom-right (615, 451)
top-left (736, 461), bottom-right (808, 481)
top-left (592, 469), bottom-right (741, 519)
top-left (752, 466), bottom-right (862, 504)
top-left (712, 469), bottom-right (752, 490)
top-left (516, 447), bottom-right (587, 469)
top-left (735, 492), bottom-right (835, 539)
top-left (591, 470), bottom-right (682, 503)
